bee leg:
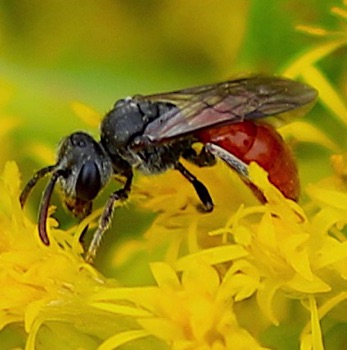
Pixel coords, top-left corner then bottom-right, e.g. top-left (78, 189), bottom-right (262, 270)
top-left (205, 143), bottom-right (269, 203)
top-left (84, 170), bottom-right (133, 263)
top-left (77, 201), bottom-right (93, 246)
top-left (175, 162), bottom-right (213, 212)
top-left (205, 143), bottom-right (249, 178)
top-left (182, 145), bottom-right (217, 167)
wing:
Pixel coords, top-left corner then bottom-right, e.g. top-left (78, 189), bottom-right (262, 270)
top-left (134, 75), bottom-right (317, 142)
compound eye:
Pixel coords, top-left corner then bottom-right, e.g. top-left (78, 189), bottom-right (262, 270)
top-left (75, 160), bottom-right (101, 201)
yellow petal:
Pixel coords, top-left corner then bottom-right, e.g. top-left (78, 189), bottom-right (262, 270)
top-left (306, 184), bottom-right (347, 209)
top-left (98, 329), bottom-right (150, 350)
top-left (256, 279), bottom-right (282, 325)
top-left (302, 65), bottom-right (347, 125)
top-left (91, 302), bottom-right (152, 317)
top-left (181, 261), bottom-right (220, 296)
top-left (150, 262), bottom-right (181, 290)
top-left (286, 274), bottom-right (331, 294)
top-left (138, 318), bottom-right (184, 343)
top-left (308, 296), bottom-right (324, 350)
top-left (279, 121), bottom-right (339, 152)
top-left (176, 245), bottom-right (248, 271)
top-left (283, 39), bottom-right (347, 78)
top-left (281, 234), bottom-right (313, 281)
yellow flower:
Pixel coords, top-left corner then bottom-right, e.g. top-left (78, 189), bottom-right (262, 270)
top-left (91, 261), bottom-right (269, 350)
top-left (6, 153), bottom-right (347, 349)
top-left (105, 161), bottom-right (347, 350)
top-left (4, 99), bottom-right (347, 349)
top-left (118, 159), bottom-right (258, 266)
top-left (0, 162), bottom-right (144, 349)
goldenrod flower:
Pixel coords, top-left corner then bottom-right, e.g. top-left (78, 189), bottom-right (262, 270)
top-left (123, 160), bottom-right (347, 350)
top-left (0, 162), bottom-right (140, 349)
top-left (91, 260), bottom-right (269, 350)
top-left (4, 104), bottom-right (347, 348)
top-left (4, 150), bottom-right (347, 349)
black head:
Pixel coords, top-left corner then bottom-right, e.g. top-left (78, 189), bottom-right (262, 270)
top-left (20, 132), bottom-right (112, 245)
top-left (56, 132), bottom-right (112, 204)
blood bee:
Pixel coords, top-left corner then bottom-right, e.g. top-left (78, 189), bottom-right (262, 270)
top-left (197, 121), bottom-right (299, 201)
top-left (20, 75), bottom-right (317, 262)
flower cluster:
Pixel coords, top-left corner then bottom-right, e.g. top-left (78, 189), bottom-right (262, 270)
top-left (1, 152), bottom-right (347, 349)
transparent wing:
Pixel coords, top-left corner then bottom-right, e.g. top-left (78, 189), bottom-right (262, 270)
top-left (135, 75), bottom-right (317, 142)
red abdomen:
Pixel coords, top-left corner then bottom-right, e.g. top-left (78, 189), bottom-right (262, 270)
top-left (196, 121), bottom-right (299, 201)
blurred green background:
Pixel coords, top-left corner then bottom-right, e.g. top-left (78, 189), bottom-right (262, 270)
top-left (1, 1), bottom-right (347, 348)
top-left (1, 0), bottom-right (339, 150)
top-left (0, 0), bottom-right (343, 173)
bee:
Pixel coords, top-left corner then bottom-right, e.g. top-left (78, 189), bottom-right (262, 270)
top-left (20, 75), bottom-right (317, 262)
